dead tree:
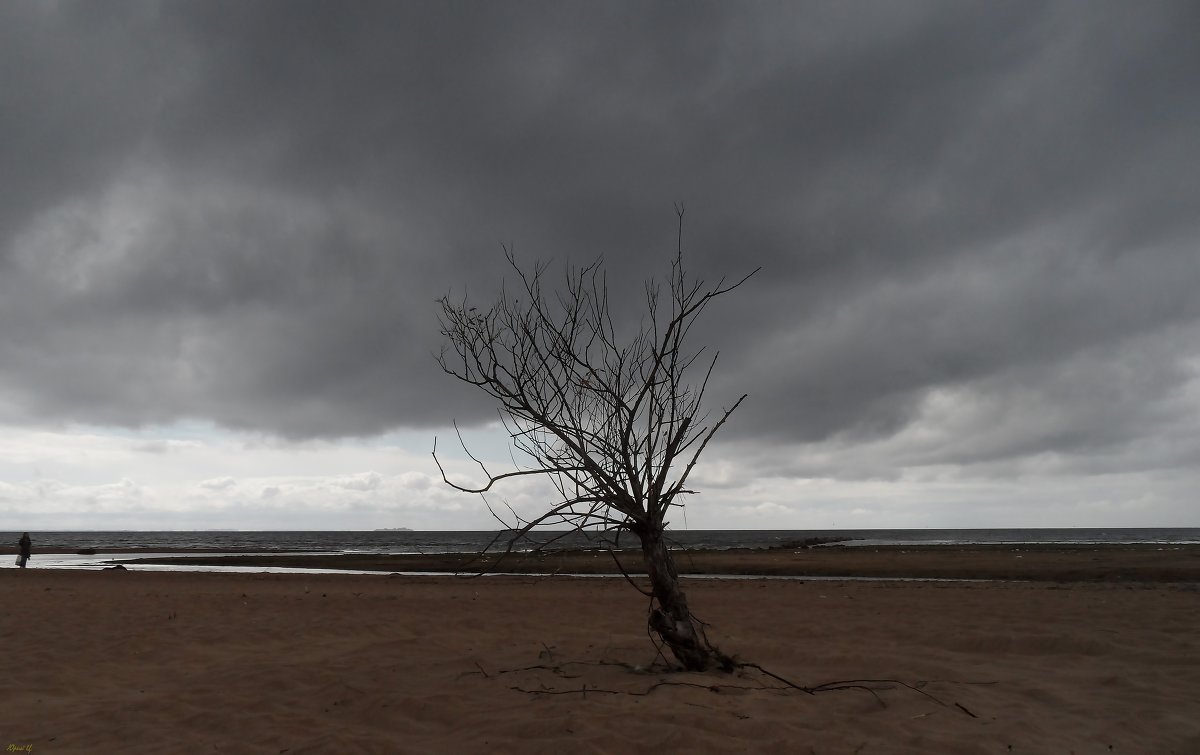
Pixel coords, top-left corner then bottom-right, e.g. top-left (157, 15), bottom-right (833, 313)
top-left (434, 208), bottom-right (757, 672)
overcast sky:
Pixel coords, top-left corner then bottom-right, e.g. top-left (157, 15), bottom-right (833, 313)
top-left (2, 1), bottom-right (1197, 531)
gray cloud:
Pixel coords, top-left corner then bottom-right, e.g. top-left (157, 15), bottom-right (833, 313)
top-left (1, 0), bottom-right (1198, 490)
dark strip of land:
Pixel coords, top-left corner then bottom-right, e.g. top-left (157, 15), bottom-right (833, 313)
top-left (121, 543), bottom-right (1200, 582)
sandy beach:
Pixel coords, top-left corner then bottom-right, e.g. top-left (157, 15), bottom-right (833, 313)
top-left (2, 557), bottom-right (1198, 754)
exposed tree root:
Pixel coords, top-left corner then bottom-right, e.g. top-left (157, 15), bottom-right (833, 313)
top-left (469, 655), bottom-right (988, 717)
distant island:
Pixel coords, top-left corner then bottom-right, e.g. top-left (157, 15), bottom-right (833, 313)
top-left (375, 527), bottom-right (413, 531)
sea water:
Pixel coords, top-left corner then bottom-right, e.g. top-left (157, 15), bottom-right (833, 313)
top-left (3, 526), bottom-right (1197, 560)
top-left (2, 523), bottom-right (1200, 571)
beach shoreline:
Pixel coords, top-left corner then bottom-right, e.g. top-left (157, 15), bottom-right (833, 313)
top-left (107, 542), bottom-right (1200, 582)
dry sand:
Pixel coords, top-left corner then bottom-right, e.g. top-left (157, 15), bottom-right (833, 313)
top-left (2, 567), bottom-right (1198, 754)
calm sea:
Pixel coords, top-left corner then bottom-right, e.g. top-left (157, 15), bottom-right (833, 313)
top-left (5, 527), bottom-right (1198, 555)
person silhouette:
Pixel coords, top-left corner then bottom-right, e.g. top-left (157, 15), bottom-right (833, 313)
top-left (17, 532), bottom-right (31, 568)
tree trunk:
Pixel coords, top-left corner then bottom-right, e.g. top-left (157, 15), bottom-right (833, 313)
top-left (639, 530), bottom-right (731, 672)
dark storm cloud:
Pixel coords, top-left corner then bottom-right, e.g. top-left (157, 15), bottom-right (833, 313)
top-left (1, 0), bottom-right (1198, 478)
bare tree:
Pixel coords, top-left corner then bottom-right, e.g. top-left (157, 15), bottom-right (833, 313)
top-left (434, 208), bottom-right (757, 672)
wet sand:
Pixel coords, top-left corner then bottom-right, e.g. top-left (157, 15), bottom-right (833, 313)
top-left (122, 543), bottom-right (1200, 582)
top-left (2, 563), bottom-right (1198, 753)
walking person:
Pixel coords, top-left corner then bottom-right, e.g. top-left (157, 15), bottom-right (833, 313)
top-left (17, 532), bottom-right (31, 568)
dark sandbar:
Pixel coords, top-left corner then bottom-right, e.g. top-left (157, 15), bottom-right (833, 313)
top-left (122, 543), bottom-right (1200, 581)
